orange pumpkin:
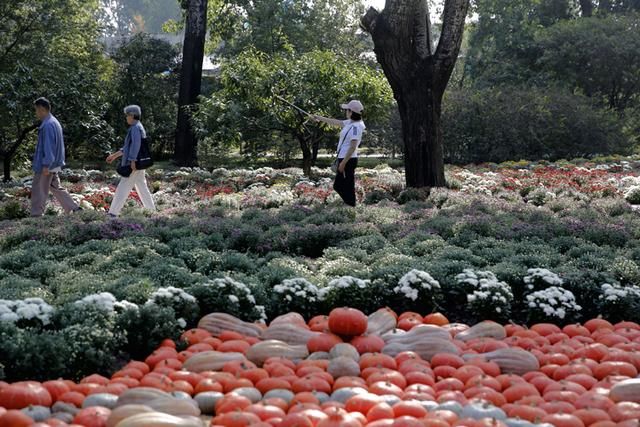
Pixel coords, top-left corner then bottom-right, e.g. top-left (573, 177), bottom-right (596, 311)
top-left (307, 333), bottom-right (343, 353)
top-left (0, 382), bottom-right (52, 409)
top-left (423, 313), bottom-right (449, 326)
top-left (328, 308), bottom-right (368, 337)
top-left (0, 410), bottom-right (33, 427)
top-left (73, 407), bottom-right (111, 427)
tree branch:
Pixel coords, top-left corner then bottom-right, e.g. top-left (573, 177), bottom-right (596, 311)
top-left (433, 0), bottom-right (470, 94)
top-left (0, 123), bottom-right (38, 157)
top-left (413, 0), bottom-right (432, 59)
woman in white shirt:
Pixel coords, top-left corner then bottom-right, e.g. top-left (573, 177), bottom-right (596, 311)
top-left (312, 100), bottom-right (366, 207)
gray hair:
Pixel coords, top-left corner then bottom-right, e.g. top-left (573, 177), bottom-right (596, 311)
top-left (123, 105), bottom-right (142, 117)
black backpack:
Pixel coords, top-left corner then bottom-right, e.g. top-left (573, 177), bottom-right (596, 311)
top-left (116, 137), bottom-right (154, 177)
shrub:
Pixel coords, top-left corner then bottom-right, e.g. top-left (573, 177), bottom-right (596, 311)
top-left (523, 268), bottom-right (563, 292)
top-left (0, 297), bottom-right (55, 328)
top-left (115, 305), bottom-right (183, 361)
top-left (269, 278), bottom-right (322, 320)
top-left (391, 269), bottom-right (442, 313)
top-left (145, 287), bottom-right (200, 327)
top-left (397, 187), bottom-right (431, 204)
top-left (457, 269), bottom-right (514, 322)
top-left (597, 283), bottom-right (640, 323)
top-left (188, 277), bottom-right (267, 322)
top-left (320, 276), bottom-right (385, 314)
top-left (443, 85), bottom-right (631, 164)
top-left (624, 186), bottom-right (640, 205)
top-left (0, 199), bottom-right (29, 220)
top-left (525, 286), bottom-right (582, 324)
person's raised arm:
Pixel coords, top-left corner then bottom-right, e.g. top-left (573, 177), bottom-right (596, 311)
top-left (311, 114), bottom-right (344, 128)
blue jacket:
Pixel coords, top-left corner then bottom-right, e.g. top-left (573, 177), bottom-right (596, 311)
top-left (121, 121), bottom-right (146, 167)
top-left (33, 114), bottom-right (66, 173)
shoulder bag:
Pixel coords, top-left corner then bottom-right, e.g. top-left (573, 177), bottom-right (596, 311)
top-left (331, 125), bottom-right (355, 174)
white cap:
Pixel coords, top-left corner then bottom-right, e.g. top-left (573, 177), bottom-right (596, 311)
top-left (340, 100), bottom-right (364, 114)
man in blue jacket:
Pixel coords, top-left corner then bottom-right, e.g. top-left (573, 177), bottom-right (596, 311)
top-left (31, 97), bottom-right (80, 217)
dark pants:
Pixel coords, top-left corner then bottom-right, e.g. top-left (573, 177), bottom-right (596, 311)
top-left (333, 158), bottom-right (358, 206)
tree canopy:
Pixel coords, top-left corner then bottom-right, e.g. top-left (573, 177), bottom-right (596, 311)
top-left (193, 48), bottom-right (394, 173)
top-left (0, 0), bottom-right (114, 180)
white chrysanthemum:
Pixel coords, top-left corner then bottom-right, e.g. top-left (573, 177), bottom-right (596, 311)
top-left (393, 269), bottom-right (440, 301)
top-left (320, 276), bottom-right (371, 300)
top-left (524, 268), bottom-right (563, 290)
top-left (525, 286), bottom-right (581, 319)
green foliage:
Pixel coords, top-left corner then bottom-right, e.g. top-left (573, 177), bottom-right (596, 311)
top-left (100, 0), bottom-right (183, 35)
top-left (208, 0), bottom-right (371, 58)
top-left (536, 14), bottom-right (640, 111)
top-left (188, 277), bottom-right (266, 321)
top-left (442, 86), bottom-right (631, 164)
top-left (192, 49), bottom-right (394, 170)
top-left (320, 276), bottom-right (388, 314)
top-left (115, 305), bottom-right (182, 360)
top-left (107, 34), bottom-right (181, 156)
top-left (0, 0), bottom-right (114, 176)
top-left (0, 200), bottom-right (29, 220)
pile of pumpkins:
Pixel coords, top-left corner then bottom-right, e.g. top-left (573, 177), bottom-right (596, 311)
top-left (1, 307), bottom-right (640, 427)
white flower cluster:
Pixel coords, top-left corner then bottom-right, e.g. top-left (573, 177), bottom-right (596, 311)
top-left (456, 268), bottom-right (490, 288)
top-left (393, 269), bottom-right (441, 301)
top-left (624, 185), bottom-right (640, 205)
top-left (459, 269), bottom-right (514, 314)
top-left (273, 278), bottom-right (321, 303)
top-left (320, 276), bottom-right (371, 299)
top-left (0, 298), bottom-right (55, 325)
top-left (75, 292), bottom-right (138, 312)
top-left (526, 186), bottom-right (557, 206)
top-left (240, 184), bottom-right (295, 208)
top-left (599, 283), bottom-right (640, 303)
top-left (457, 170), bottom-right (498, 196)
top-left (526, 286), bottom-right (582, 319)
top-left (203, 277), bottom-right (267, 321)
top-left (146, 287), bottom-right (196, 306)
top-left (524, 268), bottom-right (563, 290)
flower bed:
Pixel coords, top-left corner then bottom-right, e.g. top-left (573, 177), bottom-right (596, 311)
top-left (1, 159), bottom-right (640, 382)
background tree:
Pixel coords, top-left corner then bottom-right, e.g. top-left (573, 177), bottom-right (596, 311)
top-left (175, 0), bottom-right (208, 166)
top-left (361, 0), bottom-right (471, 188)
top-left (99, 0), bottom-right (183, 35)
top-left (107, 34), bottom-right (181, 157)
top-left (207, 0), bottom-right (371, 57)
top-left (442, 85), bottom-right (631, 164)
top-left (192, 49), bottom-right (394, 174)
top-left (536, 14), bottom-right (640, 112)
top-left (0, 0), bottom-right (113, 181)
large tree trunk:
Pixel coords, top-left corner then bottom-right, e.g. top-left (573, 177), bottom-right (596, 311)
top-left (297, 135), bottom-right (312, 176)
top-left (397, 79), bottom-right (446, 187)
top-left (361, 0), bottom-right (469, 188)
top-left (175, 0), bottom-right (208, 166)
top-left (578, 0), bottom-right (593, 16)
top-left (3, 156), bottom-right (10, 182)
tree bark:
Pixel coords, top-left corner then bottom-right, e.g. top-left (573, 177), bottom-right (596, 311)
top-left (175, 0), bottom-right (208, 166)
top-left (598, 0), bottom-right (612, 13)
top-left (361, 0), bottom-right (469, 188)
top-left (297, 134), bottom-right (312, 176)
top-left (578, 0), bottom-right (593, 16)
top-left (3, 156), bottom-right (11, 182)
